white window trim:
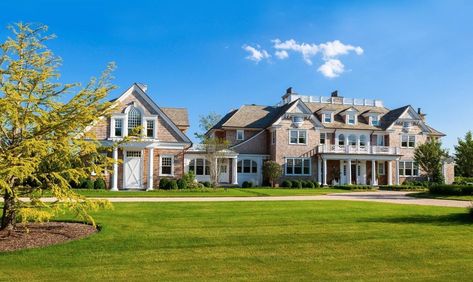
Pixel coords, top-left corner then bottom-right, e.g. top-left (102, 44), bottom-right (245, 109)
top-left (375, 134), bottom-right (385, 146)
top-left (346, 114), bottom-right (357, 125)
top-left (401, 134), bottom-right (416, 148)
top-left (159, 155), bottom-right (174, 176)
top-left (237, 159), bottom-right (258, 174)
top-left (289, 129), bottom-right (307, 145)
top-left (285, 157), bottom-right (311, 176)
top-left (236, 130), bottom-right (245, 141)
top-left (144, 117), bottom-right (158, 139)
top-left (323, 113), bottom-right (332, 123)
top-left (188, 158), bottom-right (210, 176)
top-left (371, 115), bottom-right (380, 126)
top-left (398, 160), bottom-right (419, 177)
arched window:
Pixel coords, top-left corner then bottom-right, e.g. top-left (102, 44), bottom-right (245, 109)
top-left (348, 135), bottom-right (357, 146)
top-left (338, 134), bottom-right (345, 146)
top-left (359, 135), bottom-right (367, 147)
top-left (128, 106), bottom-right (142, 135)
top-left (189, 158), bottom-right (210, 176)
top-left (237, 160), bottom-right (257, 173)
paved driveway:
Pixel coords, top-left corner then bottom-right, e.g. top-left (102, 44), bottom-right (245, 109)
top-left (13, 191), bottom-right (471, 208)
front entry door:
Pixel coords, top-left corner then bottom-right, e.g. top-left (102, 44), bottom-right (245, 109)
top-left (218, 159), bottom-right (229, 183)
top-left (351, 164), bottom-right (357, 184)
top-left (124, 151), bottom-right (143, 189)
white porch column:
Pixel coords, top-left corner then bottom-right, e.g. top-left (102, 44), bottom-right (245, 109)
top-left (323, 158), bottom-right (327, 186)
top-left (395, 159), bottom-right (400, 185)
top-left (317, 157), bottom-right (322, 185)
top-left (231, 157), bottom-right (238, 185)
top-left (147, 148), bottom-right (154, 191)
top-left (387, 161), bottom-right (393, 186)
top-left (111, 147), bottom-right (119, 191)
top-left (347, 159), bottom-right (352, 185)
top-left (371, 160), bottom-right (377, 186)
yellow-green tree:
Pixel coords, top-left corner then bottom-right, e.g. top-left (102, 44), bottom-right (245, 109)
top-left (0, 23), bottom-right (114, 233)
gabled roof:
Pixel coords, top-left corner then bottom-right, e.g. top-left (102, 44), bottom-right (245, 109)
top-left (380, 105), bottom-right (410, 130)
top-left (112, 83), bottom-right (192, 144)
top-left (161, 107), bottom-right (189, 127)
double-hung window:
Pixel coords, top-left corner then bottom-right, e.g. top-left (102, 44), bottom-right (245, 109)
top-left (347, 114), bottom-right (356, 125)
top-left (146, 120), bottom-right (155, 138)
top-left (237, 160), bottom-right (257, 173)
top-left (114, 119), bottom-right (123, 137)
top-left (378, 162), bottom-right (385, 175)
top-left (320, 133), bottom-right (326, 145)
top-left (189, 159), bottom-right (210, 176)
top-left (371, 116), bottom-right (380, 126)
top-left (323, 113), bottom-right (332, 123)
top-left (160, 156), bottom-right (173, 176)
top-left (286, 158), bottom-right (311, 175)
top-left (236, 130), bottom-right (244, 141)
top-left (289, 130), bottom-right (307, 145)
top-left (399, 161), bottom-right (419, 177)
top-left (401, 135), bottom-right (416, 148)
top-left (376, 135), bottom-right (385, 146)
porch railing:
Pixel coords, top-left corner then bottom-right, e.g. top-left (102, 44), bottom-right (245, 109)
top-left (317, 145), bottom-right (400, 155)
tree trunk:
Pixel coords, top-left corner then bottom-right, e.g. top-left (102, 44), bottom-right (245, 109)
top-left (1, 190), bottom-right (16, 232)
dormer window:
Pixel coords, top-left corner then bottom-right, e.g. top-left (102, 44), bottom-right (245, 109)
top-left (347, 114), bottom-right (356, 125)
top-left (323, 113), bottom-right (332, 123)
top-left (128, 106), bottom-right (142, 136)
top-left (371, 115), bottom-right (380, 126)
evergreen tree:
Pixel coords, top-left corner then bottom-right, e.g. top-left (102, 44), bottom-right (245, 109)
top-left (414, 138), bottom-right (448, 183)
top-left (454, 131), bottom-right (473, 177)
top-left (0, 23), bottom-right (114, 232)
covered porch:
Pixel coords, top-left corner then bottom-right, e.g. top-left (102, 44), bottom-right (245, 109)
top-left (318, 154), bottom-right (401, 186)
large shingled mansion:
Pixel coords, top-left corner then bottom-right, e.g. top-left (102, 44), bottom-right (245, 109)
top-left (88, 83), bottom-right (454, 190)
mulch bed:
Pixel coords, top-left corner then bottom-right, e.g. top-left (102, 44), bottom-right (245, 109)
top-left (0, 222), bottom-right (98, 252)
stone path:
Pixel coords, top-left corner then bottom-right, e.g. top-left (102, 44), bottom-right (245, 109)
top-left (14, 191), bottom-right (471, 208)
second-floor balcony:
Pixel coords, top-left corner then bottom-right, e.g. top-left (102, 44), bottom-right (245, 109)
top-left (317, 144), bottom-right (400, 155)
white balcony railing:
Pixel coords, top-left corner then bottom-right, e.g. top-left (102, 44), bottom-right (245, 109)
top-left (317, 145), bottom-right (400, 155)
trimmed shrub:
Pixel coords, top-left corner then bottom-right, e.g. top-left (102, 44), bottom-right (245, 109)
top-left (292, 180), bottom-right (303, 189)
top-left (306, 181), bottom-right (315, 189)
top-left (333, 185), bottom-right (375, 191)
top-left (159, 178), bottom-right (170, 189)
top-left (312, 181), bottom-right (320, 188)
top-left (81, 178), bottom-right (94, 190)
top-left (469, 206), bottom-right (473, 220)
top-left (177, 178), bottom-right (187, 190)
top-left (202, 181), bottom-right (212, 188)
top-left (94, 178), bottom-right (106, 190)
top-left (379, 185), bottom-right (428, 191)
top-left (429, 184), bottom-right (473, 196)
top-left (454, 176), bottom-right (473, 185)
top-left (281, 180), bottom-right (292, 188)
top-left (242, 181), bottom-right (253, 188)
top-left (167, 180), bottom-right (178, 190)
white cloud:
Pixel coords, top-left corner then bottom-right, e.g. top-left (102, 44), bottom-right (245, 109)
top-left (275, 50), bottom-right (289, 59)
top-left (317, 59), bottom-right (345, 78)
top-left (318, 40), bottom-right (363, 60)
top-left (243, 38), bottom-right (363, 78)
top-left (242, 44), bottom-right (270, 63)
top-left (272, 39), bottom-right (319, 65)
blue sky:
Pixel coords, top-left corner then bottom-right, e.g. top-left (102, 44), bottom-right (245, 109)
top-left (2, 0), bottom-right (473, 150)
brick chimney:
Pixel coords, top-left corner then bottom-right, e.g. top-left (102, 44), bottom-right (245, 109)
top-left (330, 90), bottom-right (343, 104)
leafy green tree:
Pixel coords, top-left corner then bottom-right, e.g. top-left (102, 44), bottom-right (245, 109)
top-left (194, 112), bottom-right (222, 142)
top-left (414, 138), bottom-right (448, 183)
top-left (263, 161), bottom-right (282, 187)
top-left (454, 131), bottom-right (473, 177)
top-left (0, 23), bottom-right (114, 232)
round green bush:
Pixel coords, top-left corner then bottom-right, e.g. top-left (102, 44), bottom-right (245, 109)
top-left (94, 178), bottom-right (106, 190)
top-left (177, 178), bottom-right (187, 189)
top-left (81, 178), bottom-right (94, 190)
top-left (281, 180), bottom-right (292, 188)
top-left (159, 178), bottom-right (170, 189)
top-left (166, 180), bottom-right (178, 190)
top-left (312, 180), bottom-right (320, 188)
top-left (293, 180), bottom-right (303, 189)
top-left (306, 181), bottom-right (315, 189)
top-left (242, 181), bottom-right (253, 188)
top-left (202, 181), bottom-right (212, 188)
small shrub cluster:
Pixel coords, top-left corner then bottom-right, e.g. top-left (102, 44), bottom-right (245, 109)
top-left (333, 185), bottom-right (376, 191)
top-left (280, 179), bottom-right (320, 189)
top-left (158, 172), bottom-right (202, 190)
top-left (75, 178), bottom-right (106, 190)
top-left (159, 178), bottom-right (178, 190)
top-left (402, 180), bottom-right (431, 188)
top-left (241, 181), bottom-right (253, 188)
top-left (428, 184), bottom-right (473, 196)
top-left (454, 176), bottom-right (473, 185)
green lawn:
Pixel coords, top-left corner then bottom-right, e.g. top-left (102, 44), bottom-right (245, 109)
top-left (1, 201), bottom-right (473, 281)
top-left (69, 187), bottom-right (351, 198)
top-left (410, 192), bottom-right (473, 201)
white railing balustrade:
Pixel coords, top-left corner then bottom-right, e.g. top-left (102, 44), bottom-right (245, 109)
top-left (317, 145), bottom-right (399, 155)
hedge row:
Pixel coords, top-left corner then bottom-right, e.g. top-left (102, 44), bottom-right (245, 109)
top-left (454, 177), bottom-right (473, 185)
top-left (332, 185), bottom-right (376, 191)
top-left (74, 178), bottom-right (106, 190)
top-left (428, 184), bottom-right (473, 196)
top-left (280, 180), bottom-right (321, 189)
top-left (379, 185), bottom-right (428, 191)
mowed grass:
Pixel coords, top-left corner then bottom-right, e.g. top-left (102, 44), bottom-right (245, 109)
top-left (70, 187), bottom-right (350, 198)
top-left (1, 201), bottom-right (473, 281)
